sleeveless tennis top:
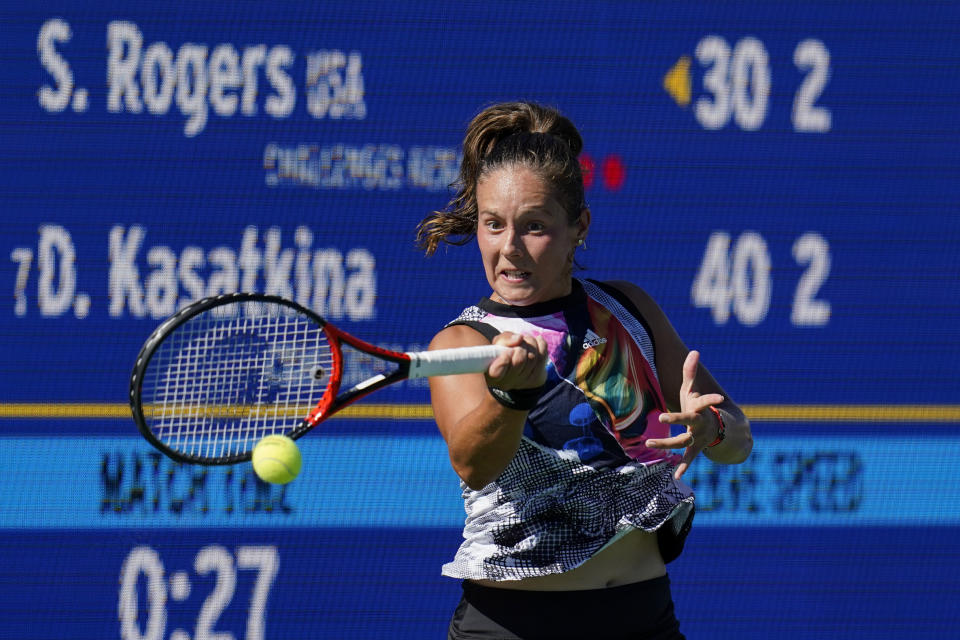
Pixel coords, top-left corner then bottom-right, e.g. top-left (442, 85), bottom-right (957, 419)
top-left (441, 279), bottom-right (695, 581)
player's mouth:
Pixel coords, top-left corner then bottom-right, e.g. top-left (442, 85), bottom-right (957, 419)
top-left (499, 269), bottom-right (530, 283)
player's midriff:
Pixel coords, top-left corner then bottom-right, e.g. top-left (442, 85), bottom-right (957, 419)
top-left (468, 528), bottom-right (665, 591)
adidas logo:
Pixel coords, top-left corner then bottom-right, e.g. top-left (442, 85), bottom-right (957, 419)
top-left (582, 329), bottom-right (607, 349)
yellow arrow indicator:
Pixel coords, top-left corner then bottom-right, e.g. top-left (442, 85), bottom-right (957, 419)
top-left (664, 56), bottom-right (692, 107)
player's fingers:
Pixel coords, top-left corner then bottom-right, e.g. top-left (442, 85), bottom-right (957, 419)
top-left (488, 335), bottom-right (546, 388)
top-left (483, 327), bottom-right (545, 379)
top-left (499, 332), bottom-right (538, 372)
top-left (694, 393), bottom-right (725, 410)
top-left (675, 443), bottom-right (704, 479)
top-left (492, 331), bottom-right (524, 348)
top-left (513, 336), bottom-right (546, 382)
top-left (683, 350), bottom-right (700, 378)
top-left (663, 396), bottom-right (724, 424)
top-left (534, 335), bottom-right (548, 357)
top-left (679, 350), bottom-right (699, 394)
top-left (508, 334), bottom-right (543, 363)
top-left (658, 411), bottom-right (697, 425)
top-left (531, 336), bottom-right (548, 367)
top-left (486, 350), bottom-right (514, 380)
top-left (519, 334), bottom-right (546, 359)
top-left (519, 337), bottom-right (542, 369)
top-left (511, 342), bottom-right (536, 367)
top-left (645, 430), bottom-right (694, 450)
top-left (487, 336), bottom-right (527, 379)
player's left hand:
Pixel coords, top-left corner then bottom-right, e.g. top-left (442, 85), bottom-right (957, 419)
top-left (645, 350), bottom-right (724, 479)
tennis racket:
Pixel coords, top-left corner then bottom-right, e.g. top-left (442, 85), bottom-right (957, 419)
top-left (129, 292), bottom-right (505, 465)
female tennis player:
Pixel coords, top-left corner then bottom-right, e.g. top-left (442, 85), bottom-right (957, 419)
top-left (418, 102), bottom-right (752, 639)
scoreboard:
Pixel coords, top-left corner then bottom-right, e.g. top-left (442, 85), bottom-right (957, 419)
top-left (1, 2), bottom-right (958, 638)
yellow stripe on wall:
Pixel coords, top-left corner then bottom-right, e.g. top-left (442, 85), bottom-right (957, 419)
top-left (0, 403), bottom-right (434, 420)
top-left (0, 403), bottom-right (132, 419)
top-left (1, 403), bottom-right (960, 423)
top-left (740, 404), bottom-right (960, 423)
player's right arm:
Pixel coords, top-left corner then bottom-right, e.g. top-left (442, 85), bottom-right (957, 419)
top-left (428, 325), bottom-right (547, 490)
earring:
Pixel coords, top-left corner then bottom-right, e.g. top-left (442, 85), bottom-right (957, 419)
top-left (577, 238), bottom-right (587, 249)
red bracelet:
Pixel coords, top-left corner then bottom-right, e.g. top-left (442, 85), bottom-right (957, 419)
top-left (707, 406), bottom-right (726, 447)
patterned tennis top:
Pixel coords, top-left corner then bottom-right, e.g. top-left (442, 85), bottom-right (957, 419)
top-left (441, 279), bottom-right (695, 581)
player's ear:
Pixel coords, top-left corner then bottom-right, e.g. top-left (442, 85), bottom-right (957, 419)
top-left (575, 207), bottom-right (591, 242)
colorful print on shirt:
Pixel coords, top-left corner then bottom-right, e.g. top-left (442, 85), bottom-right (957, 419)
top-left (449, 281), bottom-right (676, 469)
top-left (572, 296), bottom-right (672, 464)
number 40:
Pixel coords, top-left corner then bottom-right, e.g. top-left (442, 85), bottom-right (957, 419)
top-left (691, 231), bottom-right (831, 327)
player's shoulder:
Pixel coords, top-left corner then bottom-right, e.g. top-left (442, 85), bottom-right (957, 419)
top-left (429, 322), bottom-right (492, 351)
top-left (592, 279), bottom-right (651, 299)
top-left (588, 279), bottom-right (659, 313)
top-left (587, 278), bottom-right (675, 331)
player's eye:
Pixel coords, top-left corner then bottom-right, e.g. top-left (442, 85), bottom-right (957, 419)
top-left (526, 221), bottom-right (546, 233)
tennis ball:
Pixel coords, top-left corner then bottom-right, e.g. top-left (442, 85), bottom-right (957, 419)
top-left (252, 435), bottom-right (302, 484)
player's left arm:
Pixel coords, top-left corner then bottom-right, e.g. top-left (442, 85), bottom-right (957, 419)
top-left (603, 280), bottom-right (753, 478)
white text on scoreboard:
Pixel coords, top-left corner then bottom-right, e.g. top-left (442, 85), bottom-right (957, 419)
top-left (691, 231), bottom-right (831, 327)
top-left (9, 225), bottom-right (378, 321)
top-left (37, 18), bottom-right (366, 136)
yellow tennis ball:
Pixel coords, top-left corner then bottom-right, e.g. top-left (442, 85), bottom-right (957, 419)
top-left (252, 435), bottom-right (302, 484)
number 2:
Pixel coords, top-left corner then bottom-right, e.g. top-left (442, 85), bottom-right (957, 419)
top-left (692, 231), bottom-right (831, 327)
top-left (194, 546), bottom-right (236, 640)
top-left (793, 39), bottom-right (832, 132)
top-left (791, 233), bottom-right (831, 326)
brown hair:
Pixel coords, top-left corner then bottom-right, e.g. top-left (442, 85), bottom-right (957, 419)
top-left (416, 101), bottom-right (586, 256)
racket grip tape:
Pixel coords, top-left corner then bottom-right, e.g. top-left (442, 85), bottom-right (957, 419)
top-left (405, 345), bottom-right (509, 379)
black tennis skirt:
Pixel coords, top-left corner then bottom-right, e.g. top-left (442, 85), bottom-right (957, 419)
top-left (448, 574), bottom-right (685, 640)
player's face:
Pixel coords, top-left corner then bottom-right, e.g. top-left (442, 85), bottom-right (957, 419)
top-left (476, 165), bottom-right (589, 306)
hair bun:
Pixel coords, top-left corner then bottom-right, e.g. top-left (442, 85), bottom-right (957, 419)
top-left (466, 102), bottom-right (583, 165)
top-left (531, 113), bottom-right (583, 159)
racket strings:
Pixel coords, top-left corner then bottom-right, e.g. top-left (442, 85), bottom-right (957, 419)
top-left (141, 301), bottom-right (334, 461)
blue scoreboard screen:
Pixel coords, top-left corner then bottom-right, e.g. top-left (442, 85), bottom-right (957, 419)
top-left (1, 2), bottom-right (958, 638)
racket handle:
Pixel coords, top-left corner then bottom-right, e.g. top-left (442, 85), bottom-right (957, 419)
top-left (405, 345), bottom-right (509, 379)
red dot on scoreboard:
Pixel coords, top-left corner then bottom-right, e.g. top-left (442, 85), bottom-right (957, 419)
top-left (602, 155), bottom-right (625, 190)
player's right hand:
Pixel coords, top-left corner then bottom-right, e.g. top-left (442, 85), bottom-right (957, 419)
top-left (485, 331), bottom-right (548, 390)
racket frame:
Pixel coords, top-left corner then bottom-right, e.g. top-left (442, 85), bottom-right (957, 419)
top-left (129, 292), bottom-right (414, 465)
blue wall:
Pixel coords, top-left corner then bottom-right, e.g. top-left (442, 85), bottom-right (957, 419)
top-left (1, 1), bottom-right (958, 637)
